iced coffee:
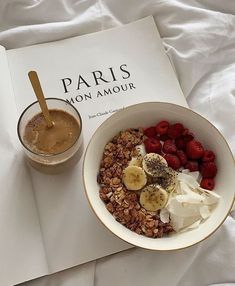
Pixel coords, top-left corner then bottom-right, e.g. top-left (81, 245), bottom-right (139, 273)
top-left (17, 98), bottom-right (83, 174)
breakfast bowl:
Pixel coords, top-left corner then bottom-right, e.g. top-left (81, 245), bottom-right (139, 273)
top-left (83, 102), bottom-right (235, 250)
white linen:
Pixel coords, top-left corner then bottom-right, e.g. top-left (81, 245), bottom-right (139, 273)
top-left (0, 0), bottom-right (234, 285)
top-left (18, 217), bottom-right (235, 286)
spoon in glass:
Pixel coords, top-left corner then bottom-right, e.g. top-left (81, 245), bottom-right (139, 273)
top-left (28, 70), bottom-right (54, 128)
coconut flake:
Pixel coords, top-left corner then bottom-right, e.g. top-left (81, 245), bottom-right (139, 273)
top-left (200, 205), bottom-right (211, 219)
top-left (179, 182), bottom-right (204, 202)
top-left (170, 214), bottom-right (185, 232)
top-left (176, 194), bottom-right (204, 204)
top-left (178, 173), bottom-right (200, 189)
top-left (198, 187), bottom-right (221, 205)
top-left (166, 171), bottom-right (220, 233)
top-left (160, 208), bottom-right (170, 223)
top-left (188, 171), bottom-right (200, 181)
top-left (170, 214), bottom-right (201, 232)
top-left (175, 182), bottom-right (182, 195)
top-left (167, 198), bottom-right (200, 217)
top-left (176, 184), bottom-right (205, 205)
top-left (135, 144), bottom-right (146, 157)
top-left (179, 219), bottom-right (202, 233)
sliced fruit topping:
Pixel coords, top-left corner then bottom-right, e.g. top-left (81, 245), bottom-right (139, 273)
top-left (142, 153), bottom-right (167, 177)
top-left (186, 140), bottom-right (204, 160)
top-left (175, 136), bottom-right (186, 150)
top-left (164, 154), bottom-right (181, 170)
top-left (144, 138), bottom-right (162, 154)
top-left (163, 139), bottom-right (177, 154)
top-left (144, 126), bottom-right (156, 138)
top-left (200, 162), bottom-right (217, 178)
top-left (176, 150), bottom-right (187, 166)
top-left (182, 128), bottom-right (194, 142)
top-left (154, 167), bottom-right (178, 193)
top-left (123, 165), bottom-right (147, 191)
top-left (167, 123), bottom-right (184, 139)
top-left (202, 150), bottom-right (215, 162)
top-left (128, 157), bottom-right (143, 167)
top-left (185, 160), bottom-right (199, 172)
top-left (140, 184), bottom-right (168, 211)
top-left (159, 134), bottom-right (170, 141)
top-left (200, 178), bottom-right (215, 190)
top-left (155, 120), bottom-right (169, 135)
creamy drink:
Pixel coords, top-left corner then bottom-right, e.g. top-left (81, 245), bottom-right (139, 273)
top-left (24, 110), bottom-right (80, 155)
top-left (18, 98), bottom-right (83, 174)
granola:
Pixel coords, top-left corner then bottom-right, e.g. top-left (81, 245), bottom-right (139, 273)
top-left (98, 128), bottom-right (173, 238)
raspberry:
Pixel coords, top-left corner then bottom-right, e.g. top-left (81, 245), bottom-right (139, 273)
top-left (159, 134), bottom-right (170, 141)
top-left (144, 126), bottom-right (156, 138)
top-left (186, 140), bottom-right (204, 159)
top-left (163, 140), bottom-right (177, 154)
top-left (184, 133), bottom-right (194, 142)
top-left (155, 121), bottom-right (169, 135)
top-left (182, 128), bottom-right (194, 142)
top-left (175, 136), bottom-right (186, 150)
top-left (167, 123), bottom-right (184, 139)
top-left (144, 138), bottom-right (162, 154)
top-left (185, 161), bottom-right (199, 172)
top-left (176, 150), bottom-right (187, 166)
top-left (164, 154), bottom-right (181, 170)
top-left (200, 178), bottom-right (215, 190)
top-left (200, 162), bottom-right (217, 178)
top-left (202, 150), bottom-right (215, 162)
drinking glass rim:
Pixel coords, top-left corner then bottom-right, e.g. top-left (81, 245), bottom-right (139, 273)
top-left (17, 97), bottom-right (83, 157)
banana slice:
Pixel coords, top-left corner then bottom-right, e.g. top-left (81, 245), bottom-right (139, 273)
top-left (154, 167), bottom-right (178, 193)
top-left (123, 166), bottom-right (147, 191)
top-left (128, 157), bottom-right (143, 167)
top-left (140, 184), bottom-right (168, 211)
top-left (142, 153), bottom-right (167, 178)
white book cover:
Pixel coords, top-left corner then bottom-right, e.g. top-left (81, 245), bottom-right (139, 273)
top-left (0, 16), bottom-right (187, 286)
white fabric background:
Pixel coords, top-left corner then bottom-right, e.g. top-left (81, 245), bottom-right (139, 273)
top-left (0, 0), bottom-right (234, 285)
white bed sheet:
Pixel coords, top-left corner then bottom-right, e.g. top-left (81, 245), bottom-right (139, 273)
top-left (0, 0), bottom-right (234, 285)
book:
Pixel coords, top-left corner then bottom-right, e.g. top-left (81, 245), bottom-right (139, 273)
top-left (0, 17), bottom-right (187, 286)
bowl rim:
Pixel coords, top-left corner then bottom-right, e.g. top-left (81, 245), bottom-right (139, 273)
top-left (83, 101), bottom-right (235, 251)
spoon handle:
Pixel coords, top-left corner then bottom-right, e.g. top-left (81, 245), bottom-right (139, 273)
top-left (28, 71), bottom-right (54, 128)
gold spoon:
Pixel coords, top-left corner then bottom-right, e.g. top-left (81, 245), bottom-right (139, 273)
top-left (28, 70), bottom-right (54, 128)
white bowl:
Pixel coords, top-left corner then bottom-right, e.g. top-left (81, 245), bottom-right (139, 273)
top-left (83, 102), bottom-right (235, 250)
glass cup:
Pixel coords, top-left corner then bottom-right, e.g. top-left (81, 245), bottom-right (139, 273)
top-left (17, 98), bottom-right (83, 174)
